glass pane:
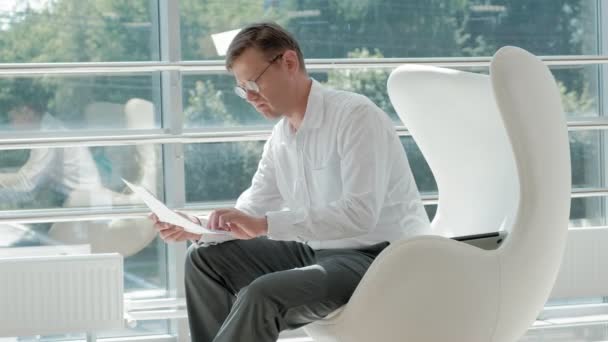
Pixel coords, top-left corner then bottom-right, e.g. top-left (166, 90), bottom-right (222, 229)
top-left (0, 144), bottom-right (163, 211)
top-left (400, 136), bottom-right (437, 195)
top-left (184, 141), bottom-right (265, 203)
top-left (424, 204), bottom-right (437, 222)
top-left (569, 196), bottom-right (604, 228)
top-left (181, 0), bottom-right (598, 60)
top-left (0, 0), bottom-right (160, 63)
top-left (522, 321), bottom-right (608, 341)
top-left (570, 130), bottom-right (601, 190)
top-left (552, 65), bottom-right (599, 118)
top-left (0, 75), bottom-right (162, 131)
top-left (182, 74), bottom-right (266, 128)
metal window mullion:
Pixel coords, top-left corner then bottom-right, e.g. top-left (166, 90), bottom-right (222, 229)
top-left (5, 188), bottom-right (608, 224)
top-left (6, 55), bottom-right (608, 75)
top-left (5, 120), bottom-right (608, 151)
top-left (599, 0), bottom-right (608, 227)
top-left (158, 0), bottom-right (189, 340)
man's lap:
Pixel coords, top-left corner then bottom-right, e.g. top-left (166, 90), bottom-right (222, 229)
top-left (186, 237), bottom-right (388, 316)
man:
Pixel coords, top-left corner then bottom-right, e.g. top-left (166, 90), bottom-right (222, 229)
top-left (151, 22), bottom-right (430, 342)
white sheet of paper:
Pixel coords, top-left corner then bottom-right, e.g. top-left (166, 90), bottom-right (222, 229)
top-left (123, 179), bottom-right (228, 236)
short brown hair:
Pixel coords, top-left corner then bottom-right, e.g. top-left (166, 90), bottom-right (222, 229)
top-left (225, 22), bottom-right (306, 72)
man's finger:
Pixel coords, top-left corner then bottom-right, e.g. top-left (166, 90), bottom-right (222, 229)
top-left (165, 230), bottom-right (185, 242)
top-left (218, 211), bottom-right (239, 229)
top-left (153, 222), bottom-right (167, 231)
top-left (149, 213), bottom-right (159, 223)
top-left (160, 227), bottom-right (183, 240)
top-left (210, 211), bottom-right (221, 230)
top-left (206, 211), bottom-right (215, 229)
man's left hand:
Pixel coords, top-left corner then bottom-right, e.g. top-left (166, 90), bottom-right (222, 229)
top-left (208, 208), bottom-right (268, 240)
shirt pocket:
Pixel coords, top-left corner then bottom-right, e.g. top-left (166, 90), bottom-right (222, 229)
top-left (308, 159), bottom-right (342, 205)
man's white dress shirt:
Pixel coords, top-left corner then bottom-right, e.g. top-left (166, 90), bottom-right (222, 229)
top-left (204, 80), bottom-right (430, 249)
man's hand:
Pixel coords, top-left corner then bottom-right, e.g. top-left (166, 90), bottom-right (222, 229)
top-left (149, 212), bottom-right (202, 243)
top-left (208, 208), bottom-right (268, 240)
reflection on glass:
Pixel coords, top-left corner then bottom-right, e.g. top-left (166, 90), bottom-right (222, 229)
top-left (0, 143), bottom-right (163, 268)
top-left (0, 144), bottom-right (163, 211)
top-left (0, 77), bottom-right (162, 131)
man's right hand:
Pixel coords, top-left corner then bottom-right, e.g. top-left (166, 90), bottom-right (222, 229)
top-left (149, 213), bottom-right (202, 243)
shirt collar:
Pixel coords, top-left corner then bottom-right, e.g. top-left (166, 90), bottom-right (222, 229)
top-left (290, 79), bottom-right (325, 133)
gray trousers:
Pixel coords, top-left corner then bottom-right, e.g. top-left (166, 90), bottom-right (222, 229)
top-left (184, 237), bottom-right (388, 342)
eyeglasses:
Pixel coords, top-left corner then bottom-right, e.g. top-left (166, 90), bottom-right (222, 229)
top-left (234, 53), bottom-right (283, 99)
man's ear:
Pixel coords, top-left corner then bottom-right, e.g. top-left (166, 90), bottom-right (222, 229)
top-left (283, 50), bottom-right (300, 74)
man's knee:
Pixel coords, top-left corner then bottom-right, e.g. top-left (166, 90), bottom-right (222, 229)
top-left (185, 243), bottom-right (222, 279)
top-left (237, 275), bottom-right (278, 306)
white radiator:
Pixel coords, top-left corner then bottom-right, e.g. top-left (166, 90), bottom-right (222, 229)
top-left (550, 227), bottom-right (608, 299)
top-left (0, 253), bottom-right (124, 337)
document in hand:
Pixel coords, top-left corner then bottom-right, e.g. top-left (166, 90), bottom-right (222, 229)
top-left (122, 179), bottom-right (229, 236)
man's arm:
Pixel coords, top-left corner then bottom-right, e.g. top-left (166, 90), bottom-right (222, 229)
top-left (189, 131), bottom-right (284, 244)
top-left (265, 103), bottom-right (393, 241)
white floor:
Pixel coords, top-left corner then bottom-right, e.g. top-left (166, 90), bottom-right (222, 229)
top-left (3, 317), bottom-right (608, 342)
top-left (277, 317), bottom-right (608, 342)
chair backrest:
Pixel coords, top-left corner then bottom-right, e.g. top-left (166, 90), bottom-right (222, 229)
top-left (388, 65), bottom-right (519, 237)
top-left (491, 47), bottom-right (571, 340)
top-left (386, 46), bottom-right (570, 341)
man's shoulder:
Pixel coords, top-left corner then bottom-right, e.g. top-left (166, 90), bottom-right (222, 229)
top-left (322, 86), bottom-right (385, 125)
top-left (322, 85), bottom-right (372, 109)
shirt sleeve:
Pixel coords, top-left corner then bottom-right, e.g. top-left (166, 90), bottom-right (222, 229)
top-left (266, 102), bottom-right (392, 241)
top-left (234, 131), bottom-right (284, 217)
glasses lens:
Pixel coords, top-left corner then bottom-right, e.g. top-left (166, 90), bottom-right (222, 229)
top-left (234, 86), bottom-right (247, 98)
top-left (244, 80), bottom-right (259, 93)
top-left (234, 81), bottom-right (260, 99)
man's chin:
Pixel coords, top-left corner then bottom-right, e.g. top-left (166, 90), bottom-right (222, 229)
top-left (258, 108), bottom-right (282, 120)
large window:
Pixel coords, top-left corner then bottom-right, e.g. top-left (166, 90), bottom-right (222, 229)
top-left (1, 1), bottom-right (607, 341)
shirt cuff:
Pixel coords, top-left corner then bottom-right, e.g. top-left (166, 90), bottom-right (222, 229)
top-left (193, 233), bottom-right (236, 246)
